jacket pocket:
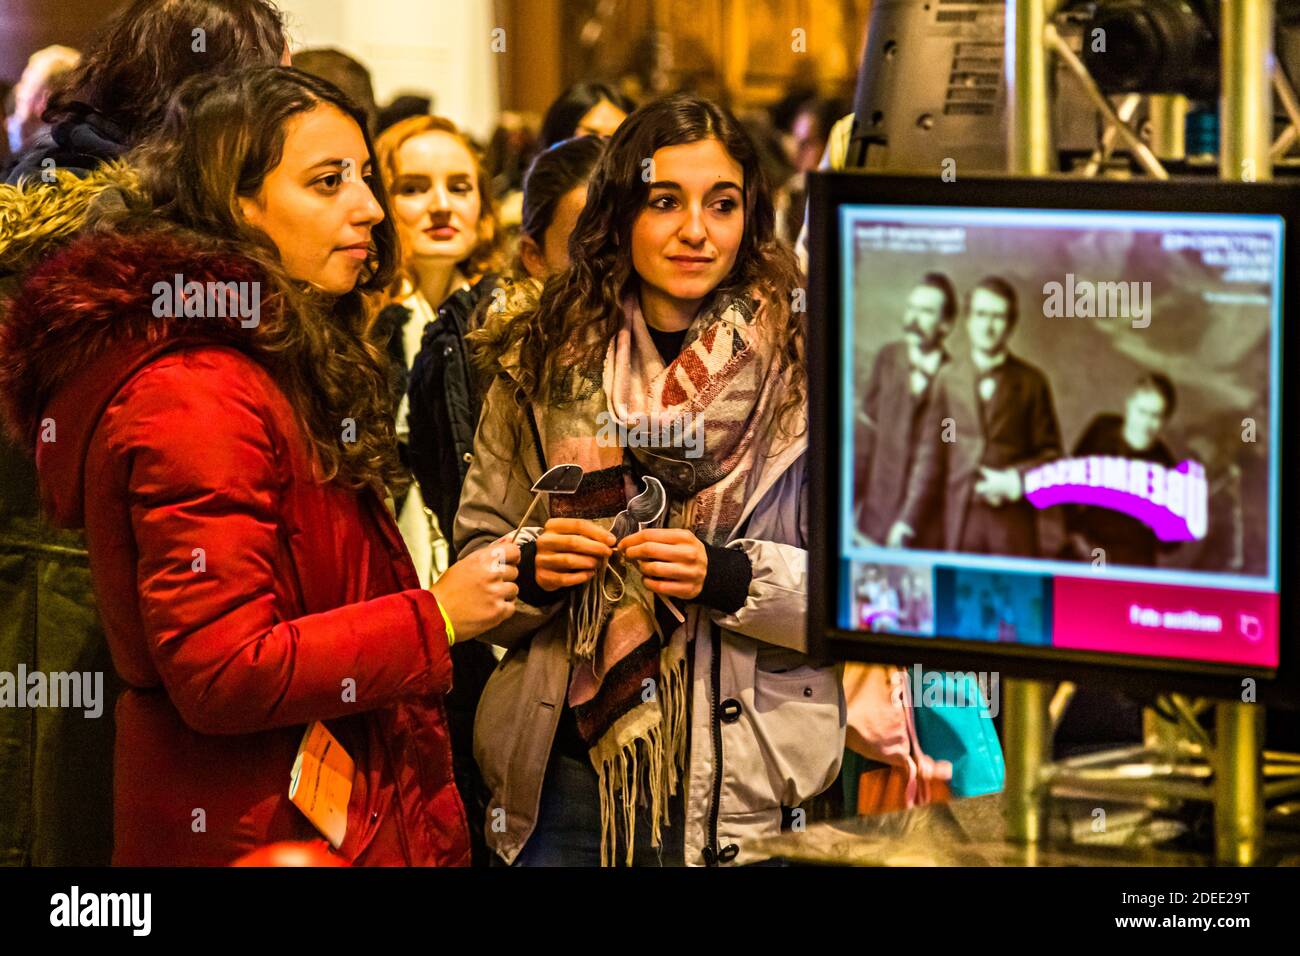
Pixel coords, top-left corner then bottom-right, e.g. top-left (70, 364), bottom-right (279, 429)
top-left (472, 660), bottom-right (526, 802)
top-left (471, 636), bottom-right (566, 862)
top-left (744, 659), bottom-right (846, 808)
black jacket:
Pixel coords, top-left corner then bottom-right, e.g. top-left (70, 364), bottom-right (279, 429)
top-left (1, 143), bottom-right (126, 864)
top-left (393, 276), bottom-right (500, 542)
top-left (5, 106), bottom-right (128, 185)
top-left (376, 275), bottom-right (500, 865)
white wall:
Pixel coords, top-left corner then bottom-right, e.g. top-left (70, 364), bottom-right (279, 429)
top-left (276, 0), bottom-right (500, 142)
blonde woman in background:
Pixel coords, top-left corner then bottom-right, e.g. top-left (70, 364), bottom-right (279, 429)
top-left (372, 114), bottom-right (506, 866)
top-left (372, 114), bottom-right (505, 585)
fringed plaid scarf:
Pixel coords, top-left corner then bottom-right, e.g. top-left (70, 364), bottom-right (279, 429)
top-left (539, 292), bottom-right (783, 865)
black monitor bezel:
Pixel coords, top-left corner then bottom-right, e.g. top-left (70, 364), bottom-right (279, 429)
top-left (807, 171), bottom-right (1299, 706)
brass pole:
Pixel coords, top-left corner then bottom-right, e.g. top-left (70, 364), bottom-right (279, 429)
top-left (1220, 0), bottom-right (1274, 182)
top-left (1004, 678), bottom-right (1051, 842)
top-left (1211, 0), bottom-right (1271, 867)
top-left (1007, 0), bottom-right (1056, 174)
top-left (1001, 0), bottom-right (1056, 845)
top-left (1214, 702), bottom-right (1264, 865)
top-left (1148, 94), bottom-right (1188, 161)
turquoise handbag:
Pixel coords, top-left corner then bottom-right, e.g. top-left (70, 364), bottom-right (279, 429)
top-left (911, 669), bottom-right (1005, 798)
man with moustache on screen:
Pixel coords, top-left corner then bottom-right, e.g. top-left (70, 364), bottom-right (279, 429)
top-left (854, 272), bottom-right (958, 547)
top-left (887, 276), bottom-right (1062, 557)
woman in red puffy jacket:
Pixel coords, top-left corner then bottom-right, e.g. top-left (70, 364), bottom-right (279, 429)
top-left (0, 67), bottom-right (519, 865)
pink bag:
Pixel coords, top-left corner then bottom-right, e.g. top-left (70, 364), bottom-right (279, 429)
top-left (841, 663), bottom-right (953, 814)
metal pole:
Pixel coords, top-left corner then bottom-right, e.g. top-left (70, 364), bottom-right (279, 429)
top-left (1214, 702), bottom-right (1264, 865)
top-left (1212, 0), bottom-right (1271, 867)
top-left (1004, 678), bottom-right (1051, 843)
top-left (1001, 0), bottom-right (1056, 846)
top-left (1148, 94), bottom-right (1188, 161)
top-left (1007, 0), bottom-right (1056, 174)
top-left (1220, 0), bottom-right (1274, 182)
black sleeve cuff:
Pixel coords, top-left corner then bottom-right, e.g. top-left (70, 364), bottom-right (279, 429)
top-left (516, 540), bottom-right (576, 607)
top-left (695, 543), bottom-right (753, 615)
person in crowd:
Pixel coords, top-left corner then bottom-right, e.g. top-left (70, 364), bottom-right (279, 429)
top-left (0, 66), bottom-right (520, 865)
top-left (460, 92), bottom-right (845, 867)
top-left (292, 47), bottom-right (380, 135)
top-left (855, 566), bottom-right (901, 632)
top-left (856, 272), bottom-right (958, 548)
top-left (0, 0), bottom-right (292, 867)
top-left (371, 112), bottom-right (508, 866)
top-left (889, 277), bottom-right (1062, 557)
top-left (772, 95), bottom-right (847, 242)
top-left (793, 109), bottom-right (854, 273)
top-left (5, 45), bottom-right (81, 160)
top-left (378, 93), bottom-right (432, 134)
top-left (515, 134), bottom-right (605, 278)
top-left (1064, 373), bottom-right (1180, 567)
top-left (897, 570), bottom-right (932, 633)
top-left (735, 110), bottom-right (796, 243)
top-left (373, 114), bottom-right (506, 581)
top-left (484, 112), bottom-right (543, 238)
top-left (781, 97), bottom-right (844, 179)
top-left (539, 81), bottom-right (634, 147)
top-left (5, 0), bottom-right (290, 185)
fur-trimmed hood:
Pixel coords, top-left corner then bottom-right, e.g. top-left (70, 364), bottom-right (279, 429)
top-left (0, 164), bottom-right (277, 526)
top-left (0, 160), bottom-right (146, 277)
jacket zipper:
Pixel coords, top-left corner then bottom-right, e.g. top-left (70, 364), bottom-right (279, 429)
top-left (706, 622), bottom-right (722, 865)
top-left (439, 305), bottom-right (471, 478)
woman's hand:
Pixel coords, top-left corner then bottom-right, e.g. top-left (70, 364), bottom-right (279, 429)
top-left (431, 539), bottom-right (521, 641)
top-left (535, 518), bottom-right (616, 591)
top-left (619, 528), bottom-right (707, 601)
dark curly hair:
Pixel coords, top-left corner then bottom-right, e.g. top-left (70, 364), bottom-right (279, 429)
top-left (476, 92), bottom-right (807, 440)
top-left (44, 0), bottom-right (288, 145)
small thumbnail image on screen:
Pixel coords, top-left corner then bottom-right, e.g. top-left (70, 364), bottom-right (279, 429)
top-left (934, 568), bottom-right (1052, 646)
top-left (849, 561), bottom-right (935, 635)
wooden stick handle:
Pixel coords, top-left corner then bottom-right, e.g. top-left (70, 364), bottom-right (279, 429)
top-left (510, 492), bottom-right (543, 543)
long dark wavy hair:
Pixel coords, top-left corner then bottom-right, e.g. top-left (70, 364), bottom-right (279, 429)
top-left (130, 66), bottom-right (405, 492)
top-left (478, 92), bottom-right (806, 438)
top-left (45, 0), bottom-right (287, 145)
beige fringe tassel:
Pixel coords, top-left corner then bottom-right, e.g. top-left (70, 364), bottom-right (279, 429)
top-left (570, 559), bottom-right (617, 660)
top-left (592, 647), bottom-right (688, 867)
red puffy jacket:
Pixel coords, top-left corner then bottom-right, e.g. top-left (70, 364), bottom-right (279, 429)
top-left (0, 225), bottom-right (470, 866)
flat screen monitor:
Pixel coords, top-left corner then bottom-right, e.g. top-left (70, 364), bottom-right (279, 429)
top-left (807, 172), bottom-right (1299, 703)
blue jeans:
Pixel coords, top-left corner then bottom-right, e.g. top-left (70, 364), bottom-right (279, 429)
top-left (507, 749), bottom-right (685, 867)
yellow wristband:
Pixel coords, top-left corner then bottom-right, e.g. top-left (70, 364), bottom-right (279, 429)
top-left (436, 600), bottom-right (456, 647)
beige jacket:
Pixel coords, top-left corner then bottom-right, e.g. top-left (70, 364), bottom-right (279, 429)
top-left (455, 375), bottom-right (846, 866)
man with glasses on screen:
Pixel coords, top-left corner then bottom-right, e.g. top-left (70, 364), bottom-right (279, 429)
top-left (887, 276), bottom-right (1062, 557)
